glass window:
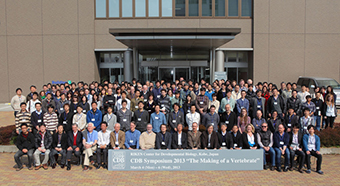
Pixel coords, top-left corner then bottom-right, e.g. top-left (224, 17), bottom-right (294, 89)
top-left (227, 68), bottom-right (237, 81)
top-left (226, 52), bottom-right (237, 62)
top-left (228, 0), bottom-right (238, 17)
top-left (162, 0), bottom-right (173, 17)
top-left (140, 67), bottom-right (158, 83)
top-left (241, 0), bottom-right (252, 17)
top-left (111, 68), bottom-right (124, 83)
top-left (122, 0), bottom-right (133, 17)
top-left (100, 68), bottom-right (110, 83)
top-left (135, 0), bottom-right (146, 17)
top-left (238, 52), bottom-right (248, 62)
top-left (175, 0), bottom-right (186, 16)
top-left (109, 0), bottom-right (119, 17)
top-left (110, 53), bottom-right (122, 63)
top-left (189, 0), bottom-right (199, 16)
top-left (104, 53), bottom-right (110, 63)
top-left (96, 0), bottom-right (106, 18)
top-left (202, 0), bottom-right (212, 16)
top-left (215, 0), bottom-right (225, 16)
top-left (149, 0), bottom-right (159, 17)
top-left (238, 68), bottom-right (248, 82)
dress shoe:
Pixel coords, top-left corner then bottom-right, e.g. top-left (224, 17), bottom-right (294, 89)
top-left (263, 165), bottom-right (267, 170)
top-left (270, 166), bottom-right (275, 171)
top-left (283, 166), bottom-right (288, 172)
top-left (51, 164), bottom-right (56, 169)
top-left (306, 169), bottom-right (311, 174)
top-left (289, 166), bottom-right (293, 171)
top-left (67, 165), bottom-right (71, 171)
top-left (42, 164), bottom-right (48, 170)
top-left (317, 170), bottom-right (324, 175)
top-left (60, 164), bottom-right (65, 169)
top-left (277, 167), bottom-right (282, 172)
top-left (96, 164), bottom-right (101, 170)
top-left (35, 165), bottom-right (41, 170)
top-left (298, 168), bottom-right (303, 173)
top-left (103, 164), bottom-right (108, 169)
top-left (28, 166), bottom-right (34, 170)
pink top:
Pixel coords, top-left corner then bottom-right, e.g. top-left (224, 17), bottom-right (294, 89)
top-left (237, 116), bottom-right (251, 133)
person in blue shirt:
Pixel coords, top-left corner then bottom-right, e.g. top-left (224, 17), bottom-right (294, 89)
top-left (86, 102), bottom-right (102, 131)
top-left (204, 84), bottom-right (215, 101)
top-left (273, 123), bottom-right (290, 172)
top-left (303, 125), bottom-right (323, 174)
top-left (150, 105), bottom-right (167, 133)
top-left (82, 123), bottom-right (98, 171)
top-left (124, 122), bottom-right (141, 149)
top-left (236, 90), bottom-right (250, 116)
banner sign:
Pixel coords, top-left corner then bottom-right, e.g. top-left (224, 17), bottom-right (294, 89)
top-left (108, 149), bottom-right (263, 171)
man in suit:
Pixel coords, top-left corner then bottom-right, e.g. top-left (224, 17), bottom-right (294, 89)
top-left (201, 124), bottom-right (220, 149)
top-left (66, 123), bottom-right (83, 170)
top-left (285, 107), bottom-right (299, 133)
top-left (171, 124), bottom-right (187, 149)
top-left (168, 103), bottom-right (185, 133)
top-left (155, 124), bottom-right (172, 149)
top-left (288, 124), bottom-right (305, 173)
top-left (50, 125), bottom-right (68, 169)
top-left (217, 124), bottom-right (233, 149)
top-left (220, 104), bottom-right (237, 132)
top-left (267, 88), bottom-right (286, 120)
top-left (231, 125), bottom-right (243, 149)
top-left (187, 122), bottom-right (201, 149)
top-left (110, 123), bottom-right (126, 149)
top-left (250, 90), bottom-right (266, 119)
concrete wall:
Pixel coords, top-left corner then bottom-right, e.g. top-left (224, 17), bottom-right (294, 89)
top-left (253, 0), bottom-right (340, 85)
top-left (0, 0), bottom-right (97, 103)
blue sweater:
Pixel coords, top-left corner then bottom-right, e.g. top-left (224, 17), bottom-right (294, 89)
top-left (86, 109), bottom-right (102, 129)
top-left (303, 134), bottom-right (320, 152)
top-left (124, 130), bottom-right (141, 149)
top-left (150, 112), bottom-right (167, 133)
top-left (273, 131), bottom-right (290, 148)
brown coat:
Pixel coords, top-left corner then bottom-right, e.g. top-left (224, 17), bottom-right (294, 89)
top-left (110, 130), bottom-right (126, 149)
top-left (187, 131), bottom-right (202, 149)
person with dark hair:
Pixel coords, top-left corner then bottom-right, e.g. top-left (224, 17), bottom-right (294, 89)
top-left (150, 105), bottom-right (167, 133)
top-left (196, 88), bottom-right (209, 116)
top-left (218, 124), bottom-right (233, 149)
top-left (301, 95), bottom-right (316, 117)
top-left (14, 123), bottom-right (35, 171)
top-left (26, 85), bottom-right (37, 102)
top-left (34, 124), bottom-right (53, 170)
top-left (96, 122), bottom-right (111, 169)
top-left (287, 90), bottom-right (302, 115)
top-left (323, 94), bottom-right (337, 129)
top-left (116, 91), bottom-right (131, 111)
top-left (27, 92), bottom-right (41, 114)
top-left (158, 89), bottom-right (171, 120)
top-left (273, 123), bottom-right (290, 172)
top-left (41, 93), bottom-right (56, 113)
top-left (267, 88), bottom-right (286, 120)
top-left (58, 103), bottom-right (73, 132)
top-left (50, 125), bottom-right (68, 169)
top-left (210, 93), bottom-right (220, 113)
top-left (284, 107), bottom-right (299, 133)
top-left (155, 124), bottom-right (171, 149)
top-left (145, 94), bottom-right (156, 116)
top-left (171, 124), bottom-right (187, 149)
top-left (15, 102), bottom-right (31, 134)
top-left (220, 90), bottom-right (236, 113)
top-left (116, 100), bottom-right (132, 132)
top-left (152, 81), bottom-right (162, 101)
top-left (326, 85), bottom-right (337, 102)
top-left (11, 88), bottom-right (26, 116)
top-left (168, 103), bottom-right (184, 133)
top-left (236, 90), bottom-right (250, 116)
top-left (31, 102), bottom-right (44, 134)
top-left (103, 88), bottom-right (116, 114)
top-left (250, 90), bottom-right (266, 119)
top-left (288, 124), bottom-right (305, 173)
top-left (43, 105), bottom-right (58, 134)
top-left (300, 108), bottom-right (314, 134)
top-left (203, 105), bottom-right (220, 132)
top-left (201, 124), bottom-right (220, 149)
top-left (103, 106), bottom-right (117, 132)
top-left (86, 102), bottom-right (103, 132)
top-left (303, 125), bottom-right (323, 174)
top-left (267, 111), bottom-right (284, 133)
top-left (298, 85), bottom-right (310, 103)
top-left (78, 95), bottom-right (90, 114)
top-left (312, 92), bottom-right (323, 131)
top-left (56, 93), bottom-right (70, 114)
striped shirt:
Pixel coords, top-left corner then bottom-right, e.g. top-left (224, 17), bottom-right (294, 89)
top-left (43, 112), bottom-right (58, 131)
top-left (15, 111), bottom-right (31, 131)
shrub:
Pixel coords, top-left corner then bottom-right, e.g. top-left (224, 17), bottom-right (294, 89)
top-left (315, 123), bottom-right (340, 147)
top-left (0, 125), bottom-right (16, 145)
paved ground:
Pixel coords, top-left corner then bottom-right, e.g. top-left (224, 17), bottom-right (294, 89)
top-left (0, 153), bottom-right (338, 185)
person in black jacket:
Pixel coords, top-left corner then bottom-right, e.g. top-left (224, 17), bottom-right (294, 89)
top-left (168, 103), bottom-right (185, 133)
top-left (288, 124), bottom-right (305, 173)
top-left (286, 90), bottom-right (302, 116)
top-left (242, 124), bottom-right (258, 149)
top-left (14, 124), bottom-right (35, 171)
top-left (50, 125), bottom-right (68, 169)
top-left (285, 107), bottom-right (299, 133)
top-left (58, 103), bottom-right (74, 132)
top-left (201, 124), bottom-right (220, 149)
top-left (217, 124), bottom-right (233, 149)
top-left (220, 104), bottom-right (237, 132)
top-left (33, 124), bottom-right (53, 170)
top-left (266, 88), bottom-right (286, 119)
top-left (66, 123), bottom-right (83, 170)
top-left (30, 102), bottom-right (44, 135)
top-left (171, 124), bottom-right (188, 149)
top-left (103, 88), bottom-right (116, 114)
top-left (231, 125), bottom-right (243, 149)
top-left (216, 83), bottom-right (227, 102)
top-left (133, 101), bottom-right (150, 133)
top-left (155, 124), bottom-right (172, 149)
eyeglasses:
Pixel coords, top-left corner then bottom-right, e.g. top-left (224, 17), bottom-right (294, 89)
top-left (261, 126), bottom-right (267, 128)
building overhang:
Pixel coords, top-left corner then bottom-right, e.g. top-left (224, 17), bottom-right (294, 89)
top-left (109, 28), bottom-right (241, 52)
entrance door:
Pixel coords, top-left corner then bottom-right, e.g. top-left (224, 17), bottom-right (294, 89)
top-left (158, 67), bottom-right (190, 82)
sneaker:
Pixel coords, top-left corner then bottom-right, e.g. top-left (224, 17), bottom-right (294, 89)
top-left (289, 166), bottom-right (293, 171)
top-left (283, 166), bottom-right (288, 172)
top-left (306, 169), bottom-right (311, 174)
top-left (317, 170), bottom-right (324, 175)
top-left (96, 164), bottom-right (101, 170)
top-left (67, 165), bottom-right (71, 171)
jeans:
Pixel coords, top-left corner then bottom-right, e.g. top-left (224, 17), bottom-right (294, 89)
top-left (14, 149), bottom-right (34, 168)
top-left (96, 147), bottom-right (108, 164)
top-left (274, 147), bottom-right (290, 167)
top-left (34, 148), bottom-right (50, 166)
top-left (260, 147), bottom-right (275, 166)
top-left (290, 149), bottom-right (305, 169)
top-left (314, 116), bottom-right (321, 131)
top-left (50, 149), bottom-right (66, 165)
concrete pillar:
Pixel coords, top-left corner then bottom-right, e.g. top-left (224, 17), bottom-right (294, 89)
top-left (132, 47), bottom-right (139, 80)
top-left (215, 50), bottom-right (224, 72)
top-left (124, 50), bottom-right (132, 82)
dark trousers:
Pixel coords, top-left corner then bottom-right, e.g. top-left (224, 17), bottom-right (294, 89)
top-left (96, 147), bottom-right (108, 164)
top-left (50, 149), bottom-right (66, 165)
top-left (306, 150), bottom-right (322, 171)
top-left (66, 146), bottom-right (81, 160)
top-left (14, 149), bottom-right (34, 168)
top-left (290, 149), bottom-right (305, 169)
top-left (325, 116), bottom-right (335, 129)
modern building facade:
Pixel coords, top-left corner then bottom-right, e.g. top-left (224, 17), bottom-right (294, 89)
top-left (0, 0), bottom-right (340, 102)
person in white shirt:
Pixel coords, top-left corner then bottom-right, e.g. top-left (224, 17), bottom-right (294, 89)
top-left (72, 106), bottom-right (87, 131)
top-left (96, 122), bottom-right (111, 169)
top-left (116, 92), bottom-right (131, 111)
top-left (297, 85), bottom-right (310, 103)
top-left (232, 85), bottom-right (241, 100)
top-left (186, 105), bottom-right (200, 131)
top-left (11, 88), bottom-right (26, 116)
top-left (27, 92), bottom-right (40, 114)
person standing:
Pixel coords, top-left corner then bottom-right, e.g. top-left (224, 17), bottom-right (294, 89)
top-left (11, 88), bottom-right (26, 116)
top-left (323, 94), bottom-right (337, 129)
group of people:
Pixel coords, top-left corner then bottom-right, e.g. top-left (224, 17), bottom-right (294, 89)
top-left (12, 78), bottom-right (335, 174)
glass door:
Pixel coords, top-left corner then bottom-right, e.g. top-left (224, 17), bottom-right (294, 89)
top-left (175, 68), bottom-right (190, 81)
top-left (159, 68), bottom-right (174, 82)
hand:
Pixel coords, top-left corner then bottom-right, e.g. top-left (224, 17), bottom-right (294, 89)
top-left (174, 128), bottom-right (177, 132)
top-left (298, 148), bottom-right (302, 151)
top-left (142, 148), bottom-right (146, 150)
top-left (36, 126), bottom-right (39, 131)
top-left (16, 130), bottom-right (19, 134)
top-left (205, 148), bottom-right (208, 150)
top-left (306, 151), bottom-right (310, 155)
top-left (75, 147), bottom-right (80, 151)
top-left (287, 128), bottom-right (291, 132)
top-left (114, 147), bottom-right (119, 150)
top-left (316, 151), bottom-right (320, 155)
top-left (324, 116), bottom-right (327, 119)
top-left (268, 113), bottom-right (271, 117)
top-left (67, 147), bottom-right (72, 151)
top-left (282, 113), bottom-right (285, 117)
top-left (38, 147), bottom-right (42, 152)
top-left (101, 145), bottom-right (106, 149)
top-left (128, 147), bottom-right (133, 150)
top-left (85, 144), bottom-right (91, 149)
top-left (22, 149), bottom-right (28, 153)
top-left (193, 148), bottom-right (197, 150)
top-left (42, 149), bottom-right (46, 153)
top-left (281, 150), bottom-right (285, 155)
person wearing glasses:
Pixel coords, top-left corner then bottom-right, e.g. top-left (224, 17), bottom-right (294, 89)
top-left (257, 122), bottom-right (275, 170)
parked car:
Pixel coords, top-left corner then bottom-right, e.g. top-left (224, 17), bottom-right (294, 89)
top-left (296, 77), bottom-right (340, 106)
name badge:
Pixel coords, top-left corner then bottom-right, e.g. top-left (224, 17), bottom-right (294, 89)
top-left (135, 106), bottom-right (138, 109)
top-left (89, 141), bottom-right (93, 144)
top-left (288, 123), bottom-right (291, 127)
top-left (138, 118), bottom-right (141, 121)
top-left (222, 142), bottom-right (226, 146)
top-left (37, 119), bottom-right (42, 123)
top-left (208, 143), bottom-right (211, 147)
top-left (57, 144), bottom-right (61, 147)
top-left (157, 95), bottom-right (160, 98)
top-left (234, 143), bottom-right (237, 147)
top-left (109, 100), bottom-right (113, 102)
top-left (318, 111), bottom-right (321, 116)
top-left (161, 142), bottom-right (165, 145)
top-left (82, 110), bottom-right (86, 113)
top-left (225, 121), bottom-right (229, 124)
top-left (129, 140), bottom-right (133, 143)
top-left (22, 119), bottom-right (27, 122)
top-left (144, 99), bottom-right (147, 102)
top-left (60, 108), bottom-right (64, 111)
top-left (123, 119), bottom-right (127, 122)
top-left (274, 102), bottom-right (278, 105)
top-left (211, 123), bottom-right (214, 126)
top-left (115, 142), bottom-right (119, 146)
top-left (63, 121), bottom-right (67, 124)
top-left (200, 102), bottom-right (204, 105)
top-left (257, 105), bottom-right (261, 108)
top-left (91, 118), bottom-right (95, 121)
top-left (161, 104), bottom-right (164, 108)
top-left (172, 120), bottom-right (176, 123)
top-left (74, 110), bottom-right (76, 113)
top-left (304, 126), bottom-right (307, 130)
top-left (155, 117), bottom-right (159, 120)
top-left (187, 110), bottom-right (190, 113)
top-left (316, 107), bottom-right (320, 110)
top-left (280, 141), bottom-right (284, 145)
top-left (148, 110), bottom-right (151, 112)
top-left (241, 107), bottom-right (244, 109)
